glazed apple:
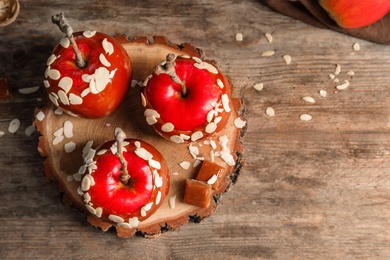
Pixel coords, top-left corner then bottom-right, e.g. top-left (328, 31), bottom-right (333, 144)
top-left (44, 13), bottom-right (132, 118)
top-left (319, 0), bottom-right (390, 29)
top-left (78, 128), bottom-right (170, 227)
top-left (141, 53), bottom-right (232, 143)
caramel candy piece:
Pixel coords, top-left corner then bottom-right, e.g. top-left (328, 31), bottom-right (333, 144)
top-left (196, 160), bottom-right (226, 190)
top-left (184, 179), bottom-right (212, 208)
top-left (0, 77), bottom-right (11, 99)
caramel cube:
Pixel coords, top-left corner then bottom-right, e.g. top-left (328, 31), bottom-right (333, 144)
top-left (196, 160), bottom-right (226, 190)
top-left (184, 179), bottom-right (212, 208)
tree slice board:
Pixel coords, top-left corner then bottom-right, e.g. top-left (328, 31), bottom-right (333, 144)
top-left (34, 35), bottom-right (246, 238)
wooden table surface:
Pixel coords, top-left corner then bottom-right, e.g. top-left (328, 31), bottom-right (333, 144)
top-left (2, 0), bottom-right (390, 259)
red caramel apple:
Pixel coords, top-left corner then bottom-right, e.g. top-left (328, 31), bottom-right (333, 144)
top-left (44, 13), bottom-right (132, 118)
top-left (319, 0), bottom-right (390, 29)
top-left (78, 128), bottom-right (170, 228)
top-left (140, 53), bottom-right (232, 143)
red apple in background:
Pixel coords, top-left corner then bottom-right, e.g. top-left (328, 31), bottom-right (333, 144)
top-left (319, 0), bottom-right (390, 29)
top-left (44, 13), bottom-right (132, 118)
top-left (79, 128), bottom-right (170, 227)
top-left (141, 53), bottom-right (232, 143)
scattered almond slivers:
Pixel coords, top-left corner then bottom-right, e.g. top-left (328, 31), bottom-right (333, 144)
top-left (300, 114), bottom-right (312, 121)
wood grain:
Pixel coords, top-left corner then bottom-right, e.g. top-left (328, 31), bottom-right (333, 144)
top-left (1, 0), bottom-right (390, 258)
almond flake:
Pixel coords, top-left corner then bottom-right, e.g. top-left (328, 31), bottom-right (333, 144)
top-left (8, 118), bottom-right (20, 134)
top-left (149, 158), bottom-right (161, 170)
top-left (47, 69), bottom-right (61, 80)
top-left (169, 195), bottom-right (176, 209)
top-left (19, 86), bottom-right (40, 94)
top-left (43, 80), bottom-right (50, 88)
top-left (140, 93), bottom-right (146, 107)
top-left (191, 131), bottom-right (204, 142)
top-left (109, 214), bottom-right (124, 223)
top-left (302, 96), bottom-right (315, 103)
top-left (217, 78), bottom-right (224, 88)
top-left (154, 171), bottom-right (163, 188)
top-left (63, 120), bottom-right (73, 138)
top-left (83, 30), bottom-right (96, 38)
top-left (253, 83), bottom-right (264, 91)
top-left (282, 54), bottom-right (292, 65)
top-left (319, 90), bottom-right (327, 97)
top-left (94, 67), bottom-right (110, 93)
top-left (266, 107), bottom-right (275, 117)
top-left (235, 33), bottom-right (243, 41)
top-left (64, 141), bottom-right (76, 153)
top-left (161, 122), bottom-right (174, 132)
top-left (189, 144), bottom-right (199, 158)
top-left (52, 135), bottom-right (64, 145)
top-left (205, 122), bottom-right (217, 134)
top-left (206, 110), bottom-right (215, 123)
top-left (135, 147), bottom-right (153, 161)
top-left (300, 114), bottom-right (312, 121)
top-left (336, 80), bottom-right (350, 90)
top-left (193, 159), bottom-right (202, 167)
top-left (49, 93), bottom-right (59, 106)
top-left (80, 88), bottom-right (90, 97)
top-left (180, 134), bottom-right (190, 141)
top-left (36, 111), bottom-right (45, 121)
top-left (234, 117), bottom-right (246, 128)
top-left (81, 175), bottom-right (91, 191)
top-left (128, 217), bottom-right (140, 227)
top-left (353, 42), bottom-right (361, 51)
top-left (221, 94), bottom-right (231, 112)
top-left (144, 108), bottom-right (160, 118)
top-left (53, 127), bottom-right (64, 137)
top-left (203, 62), bottom-right (219, 74)
top-left (192, 56), bottom-right (202, 64)
top-left (334, 64), bottom-right (341, 75)
top-left (54, 108), bottom-right (63, 115)
top-left (207, 174), bottom-right (218, 185)
top-left (261, 50), bottom-right (275, 57)
top-left (46, 54), bottom-right (57, 66)
top-left (82, 74), bottom-right (93, 83)
top-left (155, 191), bottom-right (162, 205)
top-left (85, 204), bottom-right (96, 215)
top-left (69, 93), bottom-right (83, 105)
top-left (99, 53), bottom-right (111, 67)
top-left (58, 76), bottom-right (73, 93)
top-left (60, 37), bottom-right (70, 48)
top-left (25, 125), bottom-right (36, 136)
top-left (58, 90), bottom-right (70, 105)
top-left (102, 38), bottom-right (114, 55)
top-left (170, 135), bottom-right (185, 143)
top-left (146, 116), bottom-right (158, 125)
top-left (265, 32), bottom-right (273, 43)
top-left (179, 161), bottom-right (191, 170)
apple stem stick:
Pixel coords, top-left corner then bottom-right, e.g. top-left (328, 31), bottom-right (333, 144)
top-left (154, 53), bottom-right (187, 97)
top-left (51, 13), bottom-right (87, 68)
top-left (115, 129), bottom-right (130, 184)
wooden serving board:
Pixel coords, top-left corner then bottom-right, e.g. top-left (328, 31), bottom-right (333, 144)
top-left (34, 35), bottom-right (246, 238)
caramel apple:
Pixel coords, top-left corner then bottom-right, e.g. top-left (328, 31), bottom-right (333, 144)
top-left (44, 13), bottom-right (132, 118)
top-left (78, 128), bottom-right (170, 228)
top-left (140, 53), bottom-right (232, 143)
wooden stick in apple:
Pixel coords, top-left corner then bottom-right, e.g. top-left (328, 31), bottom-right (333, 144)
top-left (51, 13), bottom-right (86, 68)
top-left (154, 53), bottom-right (187, 97)
top-left (115, 128), bottom-right (130, 184)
